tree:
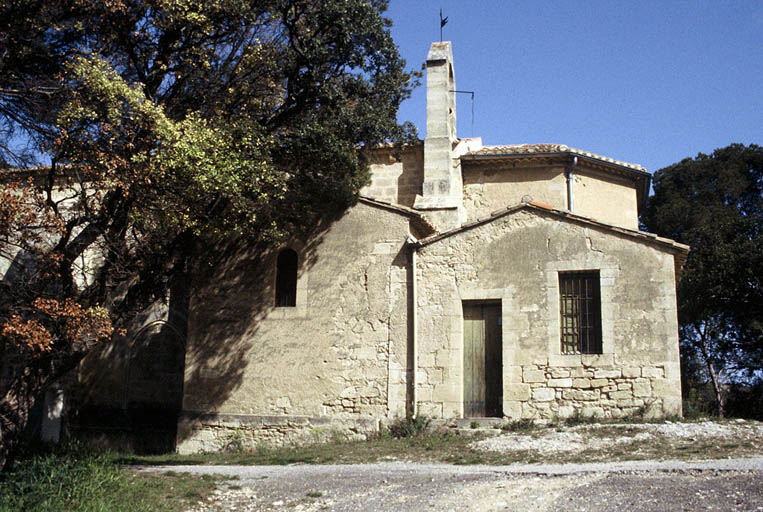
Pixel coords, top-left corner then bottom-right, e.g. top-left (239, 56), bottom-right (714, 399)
top-left (642, 144), bottom-right (763, 416)
top-left (0, 0), bottom-right (417, 469)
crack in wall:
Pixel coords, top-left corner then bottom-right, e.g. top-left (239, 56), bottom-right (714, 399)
top-left (586, 237), bottom-right (604, 253)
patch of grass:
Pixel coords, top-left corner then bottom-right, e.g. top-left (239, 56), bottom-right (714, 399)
top-left (306, 490), bottom-right (323, 498)
top-left (0, 442), bottom-right (221, 512)
top-left (120, 419), bottom-right (763, 469)
top-left (124, 430), bottom-right (486, 466)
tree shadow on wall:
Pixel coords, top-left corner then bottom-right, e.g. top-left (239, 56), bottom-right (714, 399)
top-left (68, 231), bottom-right (325, 454)
top-left (175, 232), bottom-right (325, 448)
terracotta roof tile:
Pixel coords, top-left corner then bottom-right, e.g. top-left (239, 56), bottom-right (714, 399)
top-left (466, 144), bottom-right (646, 172)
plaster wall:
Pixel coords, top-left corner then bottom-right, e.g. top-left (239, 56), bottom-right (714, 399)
top-left (177, 202), bottom-right (414, 451)
top-left (572, 171), bottom-right (640, 230)
top-left (415, 209), bottom-right (681, 421)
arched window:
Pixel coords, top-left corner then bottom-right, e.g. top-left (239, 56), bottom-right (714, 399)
top-left (275, 248), bottom-right (298, 307)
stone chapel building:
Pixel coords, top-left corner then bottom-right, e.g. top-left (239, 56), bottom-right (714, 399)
top-left (68, 42), bottom-right (689, 452)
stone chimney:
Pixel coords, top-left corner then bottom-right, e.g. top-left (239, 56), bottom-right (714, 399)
top-left (414, 41), bottom-right (465, 230)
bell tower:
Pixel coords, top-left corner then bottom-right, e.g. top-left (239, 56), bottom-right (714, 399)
top-left (413, 41), bottom-right (465, 230)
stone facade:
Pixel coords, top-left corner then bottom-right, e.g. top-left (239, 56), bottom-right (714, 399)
top-left (173, 199), bottom-right (434, 452)
top-left (505, 362), bottom-right (680, 420)
top-left (0, 40), bottom-right (687, 451)
top-left (176, 42), bottom-right (686, 452)
top-left (413, 207), bottom-right (683, 421)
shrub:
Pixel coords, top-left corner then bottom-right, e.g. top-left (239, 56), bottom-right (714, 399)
top-left (501, 419), bottom-right (536, 433)
top-left (386, 415), bottom-right (432, 438)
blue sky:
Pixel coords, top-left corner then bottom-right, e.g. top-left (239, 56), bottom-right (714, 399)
top-left (386, 1), bottom-right (762, 174)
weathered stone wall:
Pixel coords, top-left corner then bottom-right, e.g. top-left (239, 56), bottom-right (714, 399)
top-left (463, 164), bottom-right (567, 220)
top-left (507, 362), bottom-right (680, 420)
top-left (462, 163), bottom-right (640, 230)
top-left (177, 202), bottom-right (414, 451)
top-left (415, 208), bottom-right (682, 421)
top-left (176, 413), bottom-right (379, 454)
top-left (362, 146), bottom-right (424, 207)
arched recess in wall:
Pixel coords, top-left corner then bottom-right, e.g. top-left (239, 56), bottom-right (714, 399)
top-left (275, 248), bottom-right (298, 307)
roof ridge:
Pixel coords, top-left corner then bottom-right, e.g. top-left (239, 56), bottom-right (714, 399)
top-left (415, 202), bottom-right (688, 255)
top-left (466, 143), bottom-right (646, 172)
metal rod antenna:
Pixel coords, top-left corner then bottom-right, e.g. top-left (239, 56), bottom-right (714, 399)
top-left (453, 90), bottom-right (475, 137)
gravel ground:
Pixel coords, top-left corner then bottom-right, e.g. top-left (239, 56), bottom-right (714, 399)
top-left (136, 421), bottom-right (763, 511)
top-left (141, 460), bottom-right (763, 512)
top-left (473, 419), bottom-right (763, 454)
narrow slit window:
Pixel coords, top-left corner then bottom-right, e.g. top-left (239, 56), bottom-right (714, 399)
top-left (559, 271), bottom-right (602, 354)
top-left (275, 248), bottom-right (298, 307)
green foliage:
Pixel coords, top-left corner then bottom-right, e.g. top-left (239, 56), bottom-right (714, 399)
top-left (682, 385), bottom-right (716, 420)
top-left (0, 444), bottom-right (119, 512)
top-left (386, 414), bottom-right (432, 438)
top-left (722, 381), bottom-right (763, 420)
top-left (0, 442), bottom-right (218, 511)
top-left (642, 144), bottom-right (763, 412)
top-left (0, 0), bottom-right (418, 468)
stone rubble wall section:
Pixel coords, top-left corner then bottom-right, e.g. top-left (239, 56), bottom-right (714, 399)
top-left (505, 364), bottom-right (674, 420)
top-left (177, 415), bottom-right (379, 454)
top-left (319, 247), bottom-right (409, 418)
top-left (180, 202), bottom-right (411, 423)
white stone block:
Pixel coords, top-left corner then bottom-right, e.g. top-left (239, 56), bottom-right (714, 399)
top-left (642, 367), bottom-right (664, 379)
top-left (651, 378), bottom-right (679, 397)
top-left (580, 407), bottom-right (605, 419)
top-left (532, 387), bottom-right (555, 401)
top-left (594, 369), bottom-right (622, 379)
top-left (572, 378), bottom-right (591, 388)
top-left (632, 381), bottom-right (651, 397)
top-left (503, 400), bottom-right (522, 419)
top-left (523, 369), bottom-right (545, 383)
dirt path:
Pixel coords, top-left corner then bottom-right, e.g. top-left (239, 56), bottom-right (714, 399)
top-left (139, 459), bottom-right (763, 512)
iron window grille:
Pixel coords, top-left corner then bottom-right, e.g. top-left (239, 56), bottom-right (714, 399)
top-left (559, 271), bottom-right (602, 354)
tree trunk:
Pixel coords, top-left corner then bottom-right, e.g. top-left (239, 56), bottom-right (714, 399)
top-left (697, 325), bottom-right (725, 418)
top-left (0, 351), bottom-right (83, 471)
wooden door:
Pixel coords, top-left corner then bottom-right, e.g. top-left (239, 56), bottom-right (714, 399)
top-left (463, 303), bottom-right (503, 417)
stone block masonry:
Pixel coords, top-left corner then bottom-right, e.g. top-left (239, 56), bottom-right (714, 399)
top-left (176, 413), bottom-right (380, 454)
top-left (505, 364), bottom-right (679, 420)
